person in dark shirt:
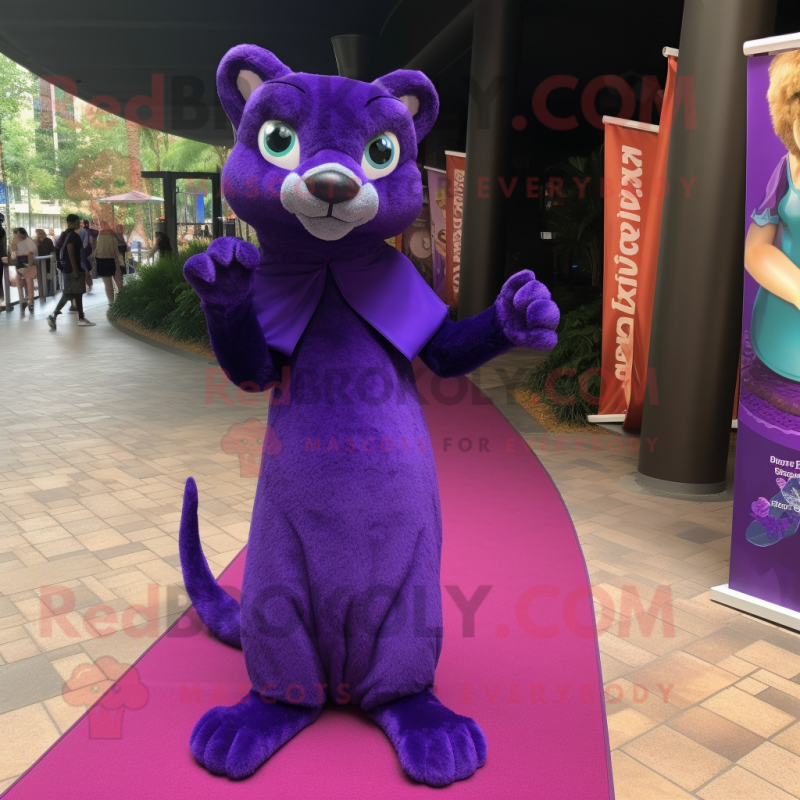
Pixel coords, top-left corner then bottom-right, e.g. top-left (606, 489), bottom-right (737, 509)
top-left (35, 229), bottom-right (55, 256)
top-left (147, 230), bottom-right (173, 262)
top-left (47, 214), bottom-right (96, 328)
top-left (80, 218), bottom-right (95, 291)
top-left (34, 229), bottom-right (56, 305)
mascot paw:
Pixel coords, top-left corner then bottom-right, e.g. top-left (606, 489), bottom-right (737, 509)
top-left (369, 690), bottom-right (487, 787)
top-left (189, 691), bottom-right (321, 779)
top-left (183, 237), bottom-right (260, 307)
top-left (495, 270), bottom-right (560, 350)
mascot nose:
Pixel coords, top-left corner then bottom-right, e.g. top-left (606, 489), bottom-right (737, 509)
top-left (304, 171), bottom-right (361, 204)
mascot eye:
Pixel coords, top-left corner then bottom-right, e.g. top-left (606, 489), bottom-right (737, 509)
top-left (361, 132), bottom-right (400, 180)
top-left (258, 120), bottom-right (299, 169)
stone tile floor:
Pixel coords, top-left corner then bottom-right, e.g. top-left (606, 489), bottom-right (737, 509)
top-left (472, 351), bottom-right (800, 800)
top-left (2, 300), bottom-right (800, 798)
top-left (0, 296), bottom-right (254, 791)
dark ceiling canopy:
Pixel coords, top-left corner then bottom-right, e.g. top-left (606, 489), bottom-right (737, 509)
top-left (0, 0), bottom-right (472, 146)
top-left (6, 0), bottom-right (800, 149)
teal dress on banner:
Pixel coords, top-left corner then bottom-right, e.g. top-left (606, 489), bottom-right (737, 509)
top-left (751, 155), bottom-right (800, 381)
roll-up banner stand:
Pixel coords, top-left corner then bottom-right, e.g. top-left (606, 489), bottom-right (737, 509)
top-left (623, 52), bottom-right (679, 429)
top-left (426, 166), bottom-right (448, 301)
top-left (713, 33), bottom-right (800, 630)
top-left (595, 117), bottom-right (660, 423)
top-left (445, 151), bottom-right (466, 309)
top-left (593, 48), bottom-right (681, 426)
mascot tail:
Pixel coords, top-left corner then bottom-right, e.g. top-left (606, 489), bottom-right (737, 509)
top-left (179, 477), bottom-right (242, 648)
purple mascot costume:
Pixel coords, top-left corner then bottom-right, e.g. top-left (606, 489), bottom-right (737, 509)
top-left (179, 44), bottom-right (560, 787)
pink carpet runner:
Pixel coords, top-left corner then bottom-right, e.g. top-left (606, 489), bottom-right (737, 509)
top-left (4, 368), bottom-right (614, 799)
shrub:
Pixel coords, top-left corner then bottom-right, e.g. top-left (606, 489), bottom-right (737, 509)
top-left (108, 240), bottom-right (211, 347)
top-left (521, 298), bottom-right (602, 425)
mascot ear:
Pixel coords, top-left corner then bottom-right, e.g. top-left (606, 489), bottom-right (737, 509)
top-left (217, 45), bottom-right (292, 129)
top-left (372, 70), bottom-right (439, 143)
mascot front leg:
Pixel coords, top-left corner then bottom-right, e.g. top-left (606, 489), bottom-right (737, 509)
top-left (183, 237), bottom-right (278, 390)
top-left (368, 690), bottom-right (487, 787)
top-left (189, 690), bottom-right (321, 779)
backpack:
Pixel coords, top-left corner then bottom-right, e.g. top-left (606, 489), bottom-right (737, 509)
top-left (57, 232), bottom-right (74, 273)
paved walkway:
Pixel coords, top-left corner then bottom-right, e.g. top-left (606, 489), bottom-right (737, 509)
top-left (0, 299), bottom-right (255, 791)
top-left (2, 303), bottom-right (800, 797)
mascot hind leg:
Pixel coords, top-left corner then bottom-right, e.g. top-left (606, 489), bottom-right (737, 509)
top-left (180, 477), bottom-right (322, 778)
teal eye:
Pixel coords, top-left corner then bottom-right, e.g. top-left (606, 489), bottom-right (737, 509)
top-left (264, 122), bottom-right (294, 155)
top-left (365, 136), bottom-right (394, 168)
top-left (258, 120), bottom-right (299, 169)
top-left (361, 132), bottom-right (401, 180)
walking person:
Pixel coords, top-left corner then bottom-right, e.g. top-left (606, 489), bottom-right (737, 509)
top-left (94, 222), bottom-right (121, 305)
top-left (48, 214), bottom-right (96, 328)
top-left (54, 227), bottom-right (78, 313)
top-left (79, 219), bottom-right (95, 292)
top-left (4, 228), bottom-right (38, 315)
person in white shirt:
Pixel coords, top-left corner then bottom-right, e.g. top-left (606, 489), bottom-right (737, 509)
top-left (2, 228), bottom-right (38, 315)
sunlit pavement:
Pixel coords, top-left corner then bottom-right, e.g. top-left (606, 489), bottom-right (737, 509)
top-left (1, 287), bottom-right (111, 326)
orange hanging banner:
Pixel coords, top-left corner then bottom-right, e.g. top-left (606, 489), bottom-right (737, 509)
top-left (597, 117), bottom-right (660, 420)
top-left (623, 54), bottom-right (678, 429)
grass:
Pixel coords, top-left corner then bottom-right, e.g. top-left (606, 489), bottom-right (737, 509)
top-left (107, 241), bottom-right (210, 348)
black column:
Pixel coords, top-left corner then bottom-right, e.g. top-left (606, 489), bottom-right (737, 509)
top-left (162, 172), bottom-right (178, 253)
top-left (211, 173), bottom-right (222, 240)
top-left (636, 0), bottom-right (776, 494)
top-left (458, 0), bottom-right (524, 319)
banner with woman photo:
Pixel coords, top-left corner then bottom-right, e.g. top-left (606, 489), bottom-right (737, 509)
top-left (714, 35), bottom-right (800, 629)
top-left (445, 151), bottom-right (466, 309)
top-left (426, 167), bottom-right (448, 301)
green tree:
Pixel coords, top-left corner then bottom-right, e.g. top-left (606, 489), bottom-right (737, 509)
top-left (0, 52), bottom-right (224, 225)
top-left (0, 56), bottom-right (37, 207)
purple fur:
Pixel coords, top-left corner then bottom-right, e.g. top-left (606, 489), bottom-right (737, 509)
top-left (178, 478), bottom-right (242, 648)
top-left (190, 690), bottom-right (321, 779)
top-left (368, 690), bottom-right (487, 786)
top-left (179, 44), bottom-right (559, 786)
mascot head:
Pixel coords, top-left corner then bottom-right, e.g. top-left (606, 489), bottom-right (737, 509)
top-left (217, 45), bottom-right (439, 260)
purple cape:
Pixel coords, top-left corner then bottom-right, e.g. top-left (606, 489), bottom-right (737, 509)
top-left (252, 244), bottom-right (448, 360)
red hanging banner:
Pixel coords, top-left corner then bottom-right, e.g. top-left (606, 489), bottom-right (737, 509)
top-left (597, 118), bottom-right (660, 419)
top-left (623, 55), bottom-right (678, 429)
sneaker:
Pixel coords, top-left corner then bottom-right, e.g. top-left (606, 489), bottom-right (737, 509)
top-left (77, 318), bottom-right (96, 327)
top-left (47, 314), bottom-right (57, 329)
